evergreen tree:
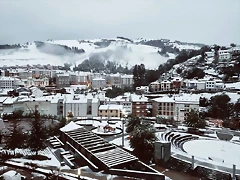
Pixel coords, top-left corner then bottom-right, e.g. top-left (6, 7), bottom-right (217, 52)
top-left (230, 43), bottom-right (236, 48)
top-left (213, 45), bottom-right (220, 64)
top-left (184, 109), bottom-right (206, 128)
top-left (208, 94), bottom-right (231, 120)
top-left (132, 64), bottom-right (146, 90)
top-left (5, 121), bottom-right (26, 154)
top-left (176, 68), bottom-right (182, 74)
top-left (47, 118), bottom-right (66, 137)
top-left (105, 86), bottom-right (125, 98)
top-left (27, 109), bottom-right (48, 155)
top-left (144, 70), bottom-right (160, 85)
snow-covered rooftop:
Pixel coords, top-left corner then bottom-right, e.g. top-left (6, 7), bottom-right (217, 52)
top-left (60, 121), bottom-right (82, 132)
top-left (0, 76), bottom-right (16, 81)
top-left (0, 97), bottom-right (7, 103)
top-left (130, 94), bottom-right (148, 102)
top-left (3, 97), bottom-right (18, 104)
top-left (2, 170), bottom-right (21, 180)
top-left (152, 96), bottom-right (175, 103)
top-left (225, 82), bottom-right (240, 89)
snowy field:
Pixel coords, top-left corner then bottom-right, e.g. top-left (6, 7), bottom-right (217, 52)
top-left (183, 139), bottom-right (240, 168)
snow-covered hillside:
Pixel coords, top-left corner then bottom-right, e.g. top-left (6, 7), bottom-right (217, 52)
top-left (0, 38), bottom-right (203, 69)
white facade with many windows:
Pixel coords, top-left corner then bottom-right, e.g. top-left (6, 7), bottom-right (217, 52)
top-left (152, 94), bottom-right (200, 122)
top-left (219, 52), bottom-right (231, 61)
top-left (121, 74), bottom-right (133, 88)
top-left (0, 77), bottom-right (22, 89)
top-left (160, 80), bottom-right (171, 91)
top-left (205, 81), bottom-right (216, 90)
top-left (175, 100), bottom-right (199, 122)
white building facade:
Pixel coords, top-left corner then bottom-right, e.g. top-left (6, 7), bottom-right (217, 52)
top-left (91, 78), bottom-right (106, 89)
top-left (121, 74), bottom-right (134, 88)
top-left (0, 77), bottom-right (22, 89)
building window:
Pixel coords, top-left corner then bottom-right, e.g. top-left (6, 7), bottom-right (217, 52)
top-left (87, 105), bottom-right (92, 115)
top-left (100, 110), bottom-right (102, 113)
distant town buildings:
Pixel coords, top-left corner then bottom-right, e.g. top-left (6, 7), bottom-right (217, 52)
top-left (0, 47), bottom-right (239, 123)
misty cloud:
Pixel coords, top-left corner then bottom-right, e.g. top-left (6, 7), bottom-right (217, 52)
top-left (0, 0), bottom-right (240, 45)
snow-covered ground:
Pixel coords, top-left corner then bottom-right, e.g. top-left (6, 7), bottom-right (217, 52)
top-left (158, 130), bottom-right (240, 170)
top-left (5, 161), bottom-right (96, 180)
top-left (183, 139), bottom-right (240, 168)
top-left (204, 68), bottom-right (219, 76)
top-left (168, 42), bottom-right (202, 50)
top-left (1, 147), bottom-right (69, 169)
top-left (225, 82), bottom-right (240, 89)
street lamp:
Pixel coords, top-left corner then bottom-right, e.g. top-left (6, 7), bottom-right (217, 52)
top-left (122, 114), bottom-right (127, 147)
top-left (78, 168), bottom-right (81, 180)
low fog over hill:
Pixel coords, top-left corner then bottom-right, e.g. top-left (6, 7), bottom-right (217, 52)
top-left (0, 37), bottom-right (203, 69)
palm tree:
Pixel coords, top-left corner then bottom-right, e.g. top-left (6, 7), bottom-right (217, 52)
top-left (129, 122), bottom-right (156, 162)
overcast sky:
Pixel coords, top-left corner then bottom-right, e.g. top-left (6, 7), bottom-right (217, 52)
top-left (0, 0), bottom-right (239, 45)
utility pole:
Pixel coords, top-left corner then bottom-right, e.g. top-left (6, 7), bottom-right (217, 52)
top-left (177, 107), bottom-right (179, 123)
top-left (122, 115), bottom-right (125, 147)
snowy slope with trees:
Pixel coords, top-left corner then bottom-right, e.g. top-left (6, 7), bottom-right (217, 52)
top-left (0, 37), bottom-right (203, 69)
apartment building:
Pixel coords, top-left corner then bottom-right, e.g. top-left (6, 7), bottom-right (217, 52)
top-left (136, 86), bottom-right (149, 93)
top-left (0, 76), bottom-right (22, 89)
top-left (175, 96), bottom-right (199, 122)
top-left (219, 53), bottom-right (231, 61)
top-left (32, 69), bottom-right (54, 78)
top-left (152, 94), bottom-right (200, 122)
top-left (160, 80), bottom-right (171, 91)
top-left (205, 80), bottom-right (216, 91)
top-left (152, 96), bottom-right (175, 119)
top-left (205, 51), bottom-right (214, 58)
top-left (171, 77), bottom-right (183, 89)
top-left (91, 78), bottom-right (106, 89)
top-left (69, 73), bottom-right (77, 85)
top-left (185, 80), bottom-right (206, 90)
top-left (149, 81), bottom-right (161, 92)
top-left (64, 95), bottom-right (99, 118)
top-left (12, 93), bottom-right (100, 118)
top-left (121, 74), bottom-right (134, 88)
top-left (105, 94), bottom-right (132, 115)
top-left (6, 69), bottom-right (33, 80)
top-left (56, 73), bottom-right (70, 88)
top-left (106, 74), bottom-right (122, 88)
top-left (26, 77), bottom-right (49, 87)
top-left (98, 104), bottom-right (123, 118)
top-left (16, 97), bottom-right (53, 115)
top-left (75, 72), bottom-right (91, 85)
top-left (130, 94), bottom-right (151, 117)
